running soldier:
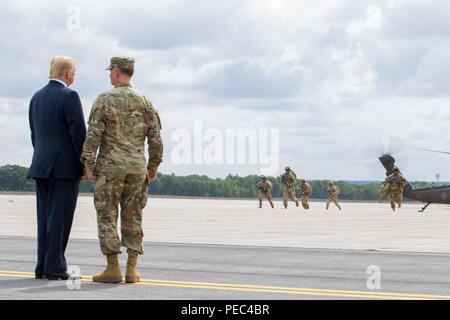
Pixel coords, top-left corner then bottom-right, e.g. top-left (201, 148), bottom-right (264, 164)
top-left (280, 167), bottom-right (299, 209)
top-left (326, 182), bottom-right (342, 210)
top-left (256, 176), bottom-right (274, 208)
top-left (298, 179), bottom-right (312, 210)
top-left (385, 167), bottom-right (406, 212)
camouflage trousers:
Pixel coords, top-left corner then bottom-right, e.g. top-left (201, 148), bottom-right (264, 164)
top-left (259, 192), bottom-right (274, 208)
top-left (326, 196), bottom-right (341, 210)
top-left (283, 186), bottom-right (298, 207)
top-left (378, 184), bottom-right (389, 202)
top-left (259, 192), bottom-right (273, 201)
top-left (301, 195), bottom-right (310, 209)
top-left (389, 191), bottom-right (403, 209)
top-left (94, 173), bottom-right (148, 256)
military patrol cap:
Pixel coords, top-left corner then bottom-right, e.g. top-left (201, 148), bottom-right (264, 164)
top-left (329, 182), bottom-right (333, 185)
top-left (392, 167), bottom-right (400, 172)
top-left (106, 56), bottom-right (135, 75)
top-left (300, 179), bottom-right (306, 183)
top-left (285, 166), bottom-right (291, 171)
top-left (261, 175), bottom-right (267, 180)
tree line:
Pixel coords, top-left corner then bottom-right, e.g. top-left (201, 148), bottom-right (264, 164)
top-left (0, 165), bottom-right (435, 200)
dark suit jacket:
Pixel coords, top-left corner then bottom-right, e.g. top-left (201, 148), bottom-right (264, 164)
top-left (28, 80), bottom-right (87, 179)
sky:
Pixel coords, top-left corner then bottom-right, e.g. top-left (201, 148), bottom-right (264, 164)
top-left (1, 0), bottom-right (450, 180)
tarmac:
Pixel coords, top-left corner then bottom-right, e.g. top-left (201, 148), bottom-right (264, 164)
top-left (1, 194), bottom-right (450, 299)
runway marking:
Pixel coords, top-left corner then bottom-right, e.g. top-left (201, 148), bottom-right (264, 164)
top-left (1, 269), bottom-right (449, 300)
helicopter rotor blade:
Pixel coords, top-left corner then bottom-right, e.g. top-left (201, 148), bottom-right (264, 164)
top-left (417, 148), bottom-right (450, 155)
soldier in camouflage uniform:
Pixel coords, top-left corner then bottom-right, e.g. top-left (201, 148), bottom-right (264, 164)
top-left (81, 57), bottom-right (163, 284)
top-left (378, 171), bottom-right (390, 202)
top-left (280, 167), bottom-right (299, 209)
top-left (326, 182), bottom-right (342, 210)
top-left (298, 179), bottom-right (312, 210)
top-left (256, 176), bottom-right (274, 208)
top-left (384, 167), bottom-right (406, 212)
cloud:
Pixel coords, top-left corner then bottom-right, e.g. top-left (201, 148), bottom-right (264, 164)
top-left (384, 0), bottom-right (450, 39)
top-left (94, 1), bottom-right (240, 50)
top-left (200, 60), bottom-right (303, 99)
top-left (0, 98), bottom-right (33, 167)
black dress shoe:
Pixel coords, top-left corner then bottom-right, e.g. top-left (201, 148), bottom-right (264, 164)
top-left (35, 273), bottom-right (47, 279)
top-left (47, 272), bottom-right (71, 280)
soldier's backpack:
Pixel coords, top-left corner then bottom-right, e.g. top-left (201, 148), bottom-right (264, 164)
top-left (307, 184), bottom-right (312, 196)
top-left (335, 186), bottom-right (341, 195)
top-left (301, 183), bottom-right (312, 196)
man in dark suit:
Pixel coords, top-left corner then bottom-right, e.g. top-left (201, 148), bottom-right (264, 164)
top-left (28, 55), bottom-right (86, 280)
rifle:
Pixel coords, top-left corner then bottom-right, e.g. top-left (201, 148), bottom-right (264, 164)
top-left (257, 182), bottom-right (269, 194)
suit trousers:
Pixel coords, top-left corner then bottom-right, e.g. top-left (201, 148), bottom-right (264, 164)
top-left (35, 178), bottom-right (79, 275)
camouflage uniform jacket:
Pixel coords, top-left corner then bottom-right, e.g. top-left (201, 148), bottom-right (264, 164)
top-left (281, 171), bottom-right (297, 187)
top-left (385, 174), bottom-right (406, 192)
top-left (299, 183), bottom-right (312, 196)
top-left (81, 84), bottom-right (163, 175)
top-left (257, 180), bottom-right (273, 194)
top-left (327, 185), bottom-right (340, 197)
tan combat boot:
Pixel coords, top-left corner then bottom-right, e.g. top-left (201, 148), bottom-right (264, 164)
top-left (125, 252), bottom-right (140, 283)
top-left (390, 200), bottom-right (396, 212)
top-left (93, 254), bottom-right (122, 283)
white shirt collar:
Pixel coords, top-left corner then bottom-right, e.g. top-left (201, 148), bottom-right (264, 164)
top-left (50, 78), bottom-right (68, 87)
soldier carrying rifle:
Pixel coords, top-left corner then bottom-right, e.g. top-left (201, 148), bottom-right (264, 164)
top-left (326, 182), bottom-right (342, 211)
top-left (298, 179), bottom-right (312, 210)
top-left (280, 167), bottom-right (299, 209)
top-left (256, 176), bottom-right (274, 208)
top-left (383, 167), bottom-right (406, 212)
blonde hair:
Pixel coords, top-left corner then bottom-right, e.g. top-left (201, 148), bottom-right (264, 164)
top-left (49, 55), bottom-right (76, 79)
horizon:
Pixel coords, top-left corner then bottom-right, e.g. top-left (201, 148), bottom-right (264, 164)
top-left (1, 163), bottom-right (447, 184)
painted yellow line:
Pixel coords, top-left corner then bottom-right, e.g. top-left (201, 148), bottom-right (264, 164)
top-left (0, 273), bottom-right (426, 300)
top-left (6, 271), bottom-right (445, 300)
top-left (131, 281), bottom-right (427, 300)
top-left (0, 273), bottom-right (32, 279)
top-left (0, 270), bottom-right (448, 300)
top-left (0, 270), bottom-right (35, 275)
top-left (135, 278), bottom-right (450, 299)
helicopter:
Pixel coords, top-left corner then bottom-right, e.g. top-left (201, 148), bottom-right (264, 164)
top-left (378, 154), bottom-right (450, 212)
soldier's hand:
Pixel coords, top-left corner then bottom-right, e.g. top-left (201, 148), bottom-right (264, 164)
top-left (82, 169), bottom-right (96, 180)
top-left (81, 168), bottom-right (87, 180)
top-left (148, 170), bottom-right (157, 182)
